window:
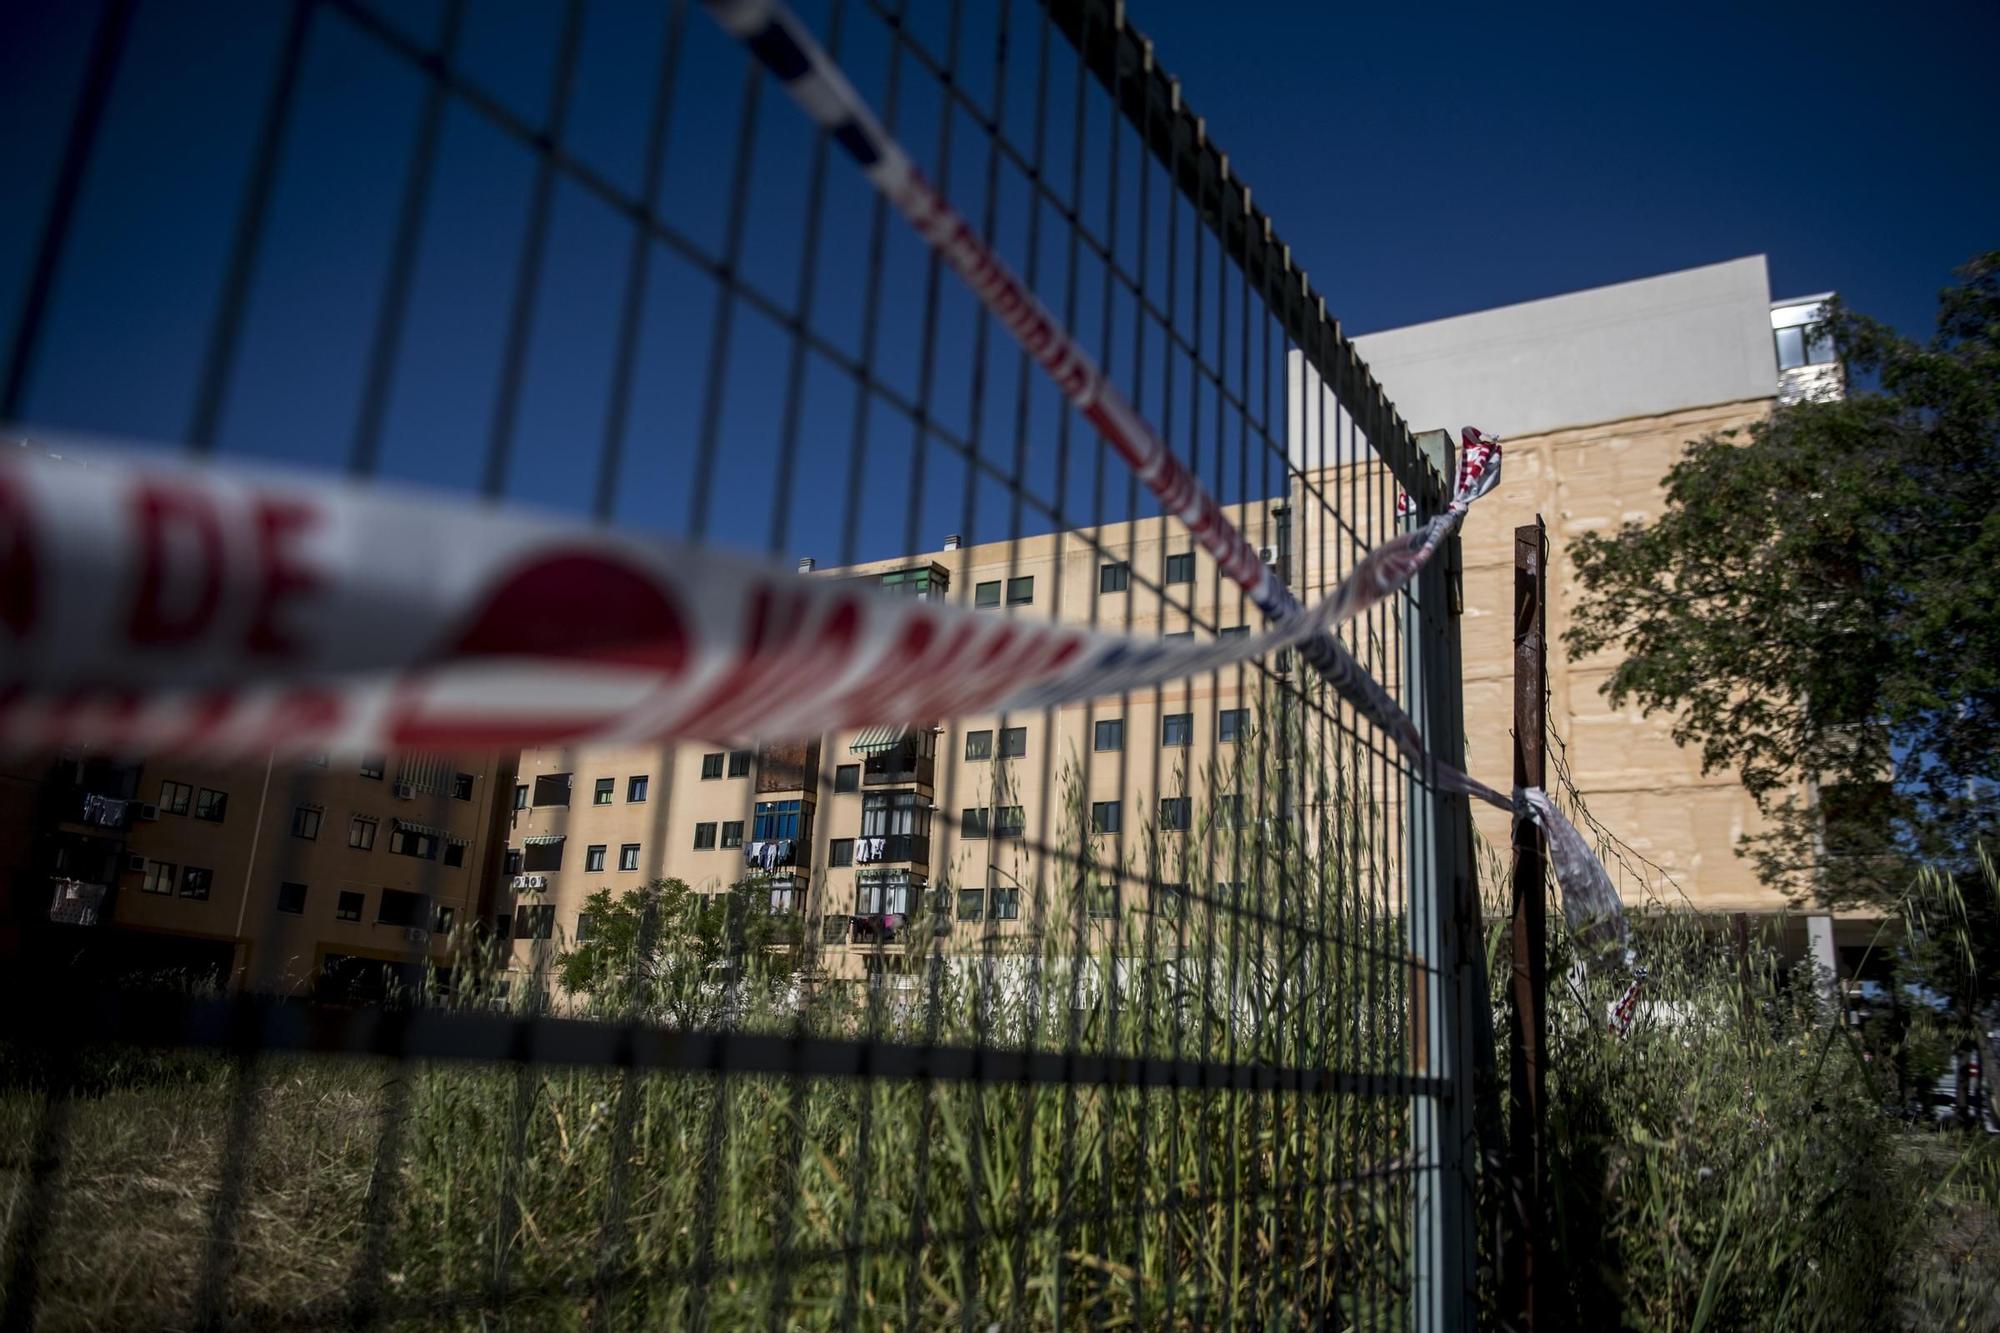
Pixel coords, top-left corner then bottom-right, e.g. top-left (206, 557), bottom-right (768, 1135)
top-left (860, 791), bottom-right (928, 847)
top-left (390, 826), bottom-right (440, 860)
top-left (627, 775), bottom-right (649, 802)
top-left (1164, 552), bottom-right (1194, 584)
top-left (514, 904), bottom-right (556, 940)
top-left (974, 580), bottom-right (1001, 608)
top-left (159, 780), bottom-right (192, 815)
top-left (1218, 709), bottom-right (1248, 743)
top-left (377, 889), bottom-right (424, 928)
top-left (721, 821), bottom-right (745, 849)
top-left (193, 788), bottom-right (228, 822)
top-left (829, 838), bottom-right (855, 867)
top-left (523, 837), bottom-right (564, 872)
top-left (1162, 713), bottom-right (1193, 747)
top-left (964, 730), bottom-right (992, 761)
top-left (1219, 626), bottom-right (1249, 639)
top-left (1092, 801), bottom-right (1122, 834)
top-left (834, 764), bottom-right (860, 792)
top-left (999, 726), bottom-right (1027, 758)
top-left (753, 800), bottom-right (801, 841)
top-left (1094, 719), bottom-right (1123, 752)
top-left (1772, 304), bottom-right (1836, 371)
top-left (276, 882), bottom-right (306, 915)
top-left (994, 806), bottom-right (1025, 839)
top-left (585, 844), bottom-right (607, 872)
top-left (728, 750), bottom-right (752, 778)
top-left (452, 772), bottom-right (475, 801)
top-left (879, 567), bottom-right (945, 599)
top-left (593, 778), bottom-right (614, 805)
top-left (991, 885), bottom-right (1020, 920)
top-left (619, 843), bottom-right (640, 872)
top-left (700, 753), bottom-right (724, 779)
top-left (513, 784), bottom-right (528, 811)
top-left (958, 888), bottom-right (985, 920)
top-left (141, 860), bottom-right (176, 895)
top-left (532, 773), bottom-right (571, 806)
top-left (693, 822), bottom-right (717, 850)
top-left (1164, 630), bottom-right (1193, 642)
top-left (1099, 562), bottom-right (1129, 593)
top-left (1006, 575), bottom-right (1034, 605)
top-left (179, 866), bottom-right (213, 900)
top-left (444, 841), bottom-right (465, 867)
top-left (855, 871), bottom-right (914, 915)
top-left (574, 912), bottom-right (594, 942)
top-left (1087, 875), bottom-right (1118, 919)
top-left (359, 754), bottom-right (386, 779)
top-left (434, 905), bottom-right (456, 934)
top-left (1159, 797), bottom-right (1191, 831)
top-left (336, 890), bottom-right (363, 922)
top-left (1218, 793), bottom-right (1246, 828)
top-left (961, 807), bottom-right (989, 839)
top-left (291, 805), bottom-right (321, 840)
top-left (503, 849), bottom-right (524, 875)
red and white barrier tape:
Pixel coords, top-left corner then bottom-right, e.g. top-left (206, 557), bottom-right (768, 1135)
top-left (0, 442), bottom-right (1348, 756)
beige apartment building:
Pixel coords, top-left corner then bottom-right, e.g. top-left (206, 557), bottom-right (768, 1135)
top-left (497, 255), bottom-right (1847, 993)
top-left (502, 504), bottom-right (1302, 986)
top-left (1345, 256), bottom-right (1840, 914)
top-left (12, 748), bottom-right (514, 997)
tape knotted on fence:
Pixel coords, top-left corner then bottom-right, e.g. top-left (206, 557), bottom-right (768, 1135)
top-left (1518, 785), bottom-right (1630, 959)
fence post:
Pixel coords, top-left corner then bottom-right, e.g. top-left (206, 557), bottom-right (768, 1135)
top-left (1405, 430), bottom-right (1480, 1330)
top-left (1506, 518), bottom-right (1550, 1327)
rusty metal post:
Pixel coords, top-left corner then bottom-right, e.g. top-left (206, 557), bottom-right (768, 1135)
top-left (1506, 519), bottom-right (1549, 1327)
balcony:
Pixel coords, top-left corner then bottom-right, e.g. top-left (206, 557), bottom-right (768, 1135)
top-left (743, 838), bottom-right (801, 872)
top-left (69, 791), bottom-right (133, 830)
top-left (49, 878), bottom-right (109, 927)
top-left (853, 832), bottom-right (929, 866)
top-left (850, 913), bottom-right (910, 946)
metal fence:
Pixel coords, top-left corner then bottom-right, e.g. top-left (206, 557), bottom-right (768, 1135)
top-left (0, 0), bottom-right (1485, 1326)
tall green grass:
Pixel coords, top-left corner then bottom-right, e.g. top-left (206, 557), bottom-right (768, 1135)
top-left (3, 710), bottom-right (1437, 1329)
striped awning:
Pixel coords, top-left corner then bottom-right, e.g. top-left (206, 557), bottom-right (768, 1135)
top-left (523, 834), bottom-right (566, 846)
top-left (850, 724), bottom-right (909, 755)
top-left (394, 818), bottom-right (453, 839)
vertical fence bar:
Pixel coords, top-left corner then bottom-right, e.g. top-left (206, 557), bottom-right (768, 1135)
top-left (1507, 517), bottom-right (1550, 1328)
top-left (1733, 910), bottom-right (1755, 1037)
top-left (1405, 430), bottom-right (1477, 1331)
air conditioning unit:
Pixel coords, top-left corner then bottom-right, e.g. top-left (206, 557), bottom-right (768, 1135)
top-left (125, 853), bottom-right (147, 874)
top-left (392, 783), bottom-right (415, 800)
top-left (134, 802), bottom-right (159, 821)
top-left (405, 927), bottom-right (430, 945)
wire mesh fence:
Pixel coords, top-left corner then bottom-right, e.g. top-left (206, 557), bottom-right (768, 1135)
top-left (0, 0), bottom-right (1484, 1327)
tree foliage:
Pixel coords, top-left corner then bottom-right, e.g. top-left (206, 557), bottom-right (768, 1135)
top-left (554, 876), bottom-right (801, 1023)
top-left (1568, 253), bottom-right (2000, 904)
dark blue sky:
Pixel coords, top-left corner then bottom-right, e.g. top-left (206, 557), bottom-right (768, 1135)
top-left (3, 0), bottom-right (1994, 567)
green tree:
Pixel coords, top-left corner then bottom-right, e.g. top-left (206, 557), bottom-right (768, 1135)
top-left (1568, 254), bottom-right (2000, 906)
top-left (555, 876), bottom-right (802, 1023)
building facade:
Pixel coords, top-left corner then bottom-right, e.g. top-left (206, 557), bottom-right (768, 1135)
top-left (10, 749), bottom-right (514, 997)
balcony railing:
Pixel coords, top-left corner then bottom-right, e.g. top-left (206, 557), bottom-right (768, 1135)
top-left (852, 833), bottom-right (928, 866)
top-left (862, 752), bottom-right (935, 787)
top-left (49, 879), bottom-right (108, 926)
top-left (850, 913), bottom-right (909, 946)
top-left (71, 792), bottom-right (132, 829)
